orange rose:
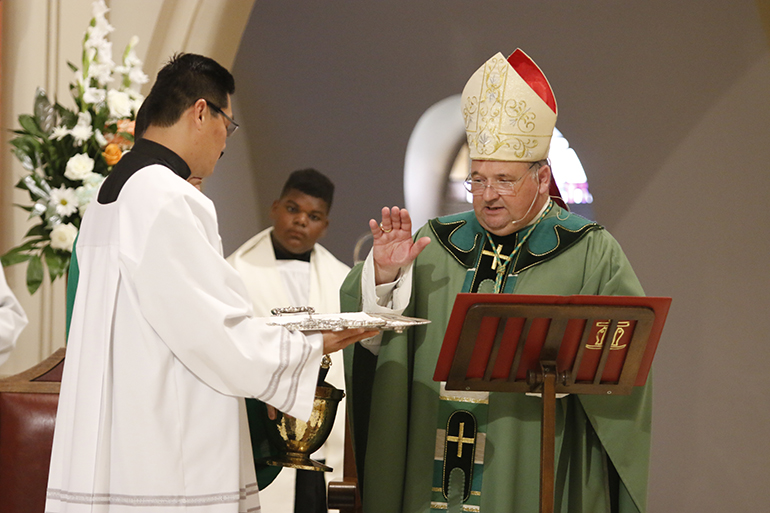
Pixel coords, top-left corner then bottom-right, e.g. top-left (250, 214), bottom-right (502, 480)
top-left (102, 143), bottom-right (123, 166)
top-left (116, 119), bottom-right (135, 137)
top-left (104, 120), bottom-right (136, 150)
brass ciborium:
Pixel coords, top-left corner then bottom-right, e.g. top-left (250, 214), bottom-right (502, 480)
top-left (261, 357), bottom-right (344, 472)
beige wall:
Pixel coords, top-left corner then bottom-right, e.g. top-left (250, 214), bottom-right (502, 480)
top-left (0, 0), bottom-right (255, 376)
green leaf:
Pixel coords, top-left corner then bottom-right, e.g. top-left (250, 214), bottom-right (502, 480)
top-left (11, 147), bottom-right (36, 171)
top-left (43, 246), bottom-right (69, 282)
top-left (9, 134), bottom-right (38, 151)
top-left (117, 131), bottom-right (135, 143)
top-left (24, 223), bottom-right (48, 238)
top-left (11, 136), bottom-right (43, 160)
top-left (1, 247), bottom-right (33, 267)
top-left (55, 103), bottom-right (78, 127)
top-left (67, 61), bottom-right (79, 73)
top-left (18, 114), bottom-right (44, 138)
top-left (10, 136), bottom-right (43, 172)
top-left (12, 238), bottom-right (45, 253)
top-left (34, 88), bottom-right (56, 134)
top-left (26, 254), bottom-right (44, 295)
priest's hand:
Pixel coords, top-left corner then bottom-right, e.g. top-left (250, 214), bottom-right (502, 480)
top-left (370, 206), bottom-right (430, 285)
top-left (322, 328), bottom-right (379, 354)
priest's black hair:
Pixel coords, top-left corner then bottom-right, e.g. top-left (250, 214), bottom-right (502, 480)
top-left (280, 168), bottom-right (335, 212)
top-left (135, 53), bottom-right (235, 138)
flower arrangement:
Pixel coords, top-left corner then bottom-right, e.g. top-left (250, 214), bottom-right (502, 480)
top-left (1, 0), bottom-right (147, 294)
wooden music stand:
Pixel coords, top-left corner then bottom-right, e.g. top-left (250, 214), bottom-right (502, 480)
top-left (433, 294), bottom-right (670, 513)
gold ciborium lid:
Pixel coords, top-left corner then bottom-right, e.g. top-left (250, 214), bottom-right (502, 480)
top-left (260, 368), bottom-right (344, 472)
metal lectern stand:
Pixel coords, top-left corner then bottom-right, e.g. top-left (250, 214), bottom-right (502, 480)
top-left (434, 294), bottom-right (671, 513)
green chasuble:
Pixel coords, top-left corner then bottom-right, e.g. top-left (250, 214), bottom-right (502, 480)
top-left (341, 204), bottom-right (651, 513)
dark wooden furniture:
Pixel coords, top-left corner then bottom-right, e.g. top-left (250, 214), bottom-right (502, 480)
top-left (327, 413), bottom-right (362, 513)
top-left (0, 348), bottom-right (65, 513)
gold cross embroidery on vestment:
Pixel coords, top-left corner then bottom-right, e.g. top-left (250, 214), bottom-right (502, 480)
top-left (446, 422), bottom-right (475, 458)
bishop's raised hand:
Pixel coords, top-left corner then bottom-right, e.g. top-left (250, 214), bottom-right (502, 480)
top-left (369, 206), bottom-right (430, 285)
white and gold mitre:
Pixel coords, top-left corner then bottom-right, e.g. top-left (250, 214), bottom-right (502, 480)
top-left (461, 49), bottom-right (558, 162)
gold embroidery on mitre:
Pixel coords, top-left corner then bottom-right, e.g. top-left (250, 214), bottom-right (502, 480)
top-left (462, 52), bottom-right (556, 162)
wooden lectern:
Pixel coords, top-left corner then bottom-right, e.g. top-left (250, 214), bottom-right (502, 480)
top-left (433, 294), bottom-right (671, 513)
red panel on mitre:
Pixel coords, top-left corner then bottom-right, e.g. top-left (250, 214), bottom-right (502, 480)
top-left (507, 49), bottom-right (557, 114)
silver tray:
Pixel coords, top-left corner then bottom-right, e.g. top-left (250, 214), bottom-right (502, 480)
top-left (267, 307), bottom-right (430, 333)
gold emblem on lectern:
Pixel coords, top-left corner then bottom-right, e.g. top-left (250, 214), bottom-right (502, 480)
top-left (587, 321), bottom-right (631, 350)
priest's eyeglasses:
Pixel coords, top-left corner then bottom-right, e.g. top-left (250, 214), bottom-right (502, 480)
top-left (463, 173), bottom-right (530, 196)
top-left (207, 101), bottom-right (239, 137)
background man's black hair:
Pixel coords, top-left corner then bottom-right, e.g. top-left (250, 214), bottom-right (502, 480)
top-left (280, 168), bottom-right (335, 211)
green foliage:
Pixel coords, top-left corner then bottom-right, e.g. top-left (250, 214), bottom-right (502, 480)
top-left (2, 1), bottom-right (146, 295)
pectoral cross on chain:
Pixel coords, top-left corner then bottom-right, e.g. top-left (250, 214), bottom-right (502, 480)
top-left (481, 244), bottom-right (510, 272)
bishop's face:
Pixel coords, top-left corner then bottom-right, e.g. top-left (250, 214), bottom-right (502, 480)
top-left (470, 160), bottom-right (549, 236)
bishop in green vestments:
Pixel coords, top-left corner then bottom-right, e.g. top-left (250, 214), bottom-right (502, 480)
top-left (341, 49), bottom-right (651, 513)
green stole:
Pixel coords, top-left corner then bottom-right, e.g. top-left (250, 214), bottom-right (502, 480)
top-left (65, 236), bottom-right (80, 340)
top-left (428, 203), bottom-right (600, 513)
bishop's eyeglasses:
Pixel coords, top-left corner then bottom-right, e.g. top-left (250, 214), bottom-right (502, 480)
top-left (463, 162), bottom-right (542, 196)
top-left (463, 173), bottom-right (530, 196)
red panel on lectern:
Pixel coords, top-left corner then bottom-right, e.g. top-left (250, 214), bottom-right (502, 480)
top-left (433, 294), bottom-right (671, 387)
top-left (465, 316), bottom-right (499, 378)
top-left (490, 317), bottom-right (525, 379)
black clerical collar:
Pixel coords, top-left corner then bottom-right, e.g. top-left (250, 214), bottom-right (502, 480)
top-left (487, 230), bottom-right (519, 245)
top-left (271, 233), bottom-right (312, 262)
top-left (130, 139), bottom-right (191, 179)
top-left (98, 138), bottom-right (192, 204)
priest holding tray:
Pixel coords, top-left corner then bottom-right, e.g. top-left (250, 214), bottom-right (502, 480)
top-left (45, 53), bottom-right (377, 513)
top-left (341, 49), bottom-right (651, 513)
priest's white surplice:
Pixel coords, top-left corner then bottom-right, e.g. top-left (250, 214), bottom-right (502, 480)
top-left (46, 165), bottom-right (323, 513)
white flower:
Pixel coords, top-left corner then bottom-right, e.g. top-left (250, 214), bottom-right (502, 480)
top-left (95, 39), bottom-right (114, 65)
top-left (94, 12), bottom-right (114, 36)
top-left (71, 111), bottom-right (94, 145)
top-left (64, 153), bottom-right (95, 181)
top-left (84, 172), bottom-right (106, 188)
top-left (77, 173), bottom-right (105, 215)
top-left (75, 183), bottom-right (98, 215)
top-left (91, 0), bottom-right (109, 19)
top-left (90, 62), bottom-right (114, 86)
top-left (49, 186), bottom-right (79, 217)
top-left (51, 125), bottom-right (70, 141)
top-left (94, 129), bottom-right (108, 147)
top-left (83, 86), bottom-right (106, 104)
top-left (87, 0), bottom-right (114, 43)
top-left (50, 223), bottom-right (78, 252)
top-left (70, 124), bottom-right (93, 145)
top-left (74, 70), bottom-right (87, 90)
top-left (128, 67), bottom-right (149, 86)
top-left (127, 89), bottom-right (144, 114)
top-left (107, 89), bottom-right (132, 118)
top-left (81, 47), bottom-right (96, 73)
